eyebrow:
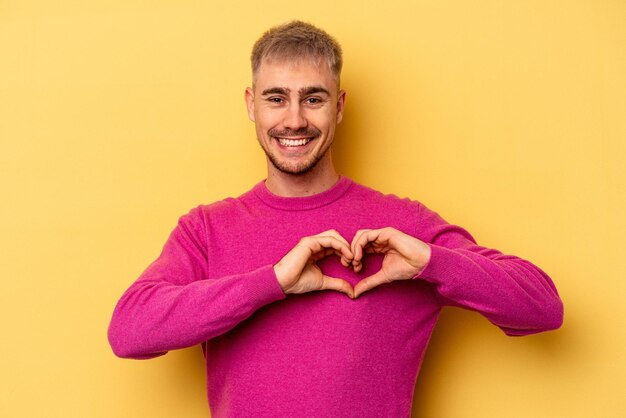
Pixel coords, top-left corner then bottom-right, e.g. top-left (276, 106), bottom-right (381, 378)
top-left (299, 86), bottom-right (331, 97)
top-left (261, 87), bottom-right (289, 96)
top-left (261, 86), bottom-right (331, 98)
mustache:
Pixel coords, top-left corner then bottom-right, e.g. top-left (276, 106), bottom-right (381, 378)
top-left (268, 127), bottom-right (321, 138)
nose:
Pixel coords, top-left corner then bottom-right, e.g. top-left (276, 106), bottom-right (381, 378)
top-left (283, 102), bottom-right (308, 130)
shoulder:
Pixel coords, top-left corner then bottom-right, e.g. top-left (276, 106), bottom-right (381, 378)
top-left (346, 179), bottom-right (426, 214)
top-left (345, 179), bottom-right (454, 236)
top-left (177, 183), bottom-right (260, 229)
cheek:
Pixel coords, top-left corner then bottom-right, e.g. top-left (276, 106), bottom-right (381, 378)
top-left (307, 109), bottom-right (336, 129)
top-left (256, 110), bottom-right (282, 131)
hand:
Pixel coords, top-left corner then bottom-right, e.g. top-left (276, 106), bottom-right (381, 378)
top-left (274, 230), bottom-right (355, 298)
top-left (351, 227), bottom-right (431, 298)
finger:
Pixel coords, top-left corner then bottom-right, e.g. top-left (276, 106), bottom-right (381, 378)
top-left (363, 246), bottom-right (380, 254)
top-left (352, 229), bottom-right (386, 273)
top-left (352, 229), bottom-right (388, 255)
top-left (320, 275), bottom-right (355, 299)
top-left (354, 271), bottom-right (390, 298)
top-left (305, 236), bottom-right (353, 262)
top-left (353, 228), bottom-right (396, 256)
top-left (315, 229), bottom-right (351, 248)
top-left (309, 247), bottom-right (354, 266)
top-left (309, 247), bottom-right (337, 262)
top-left (315, 230), bottom-right (353, 265)
top-left (350, 229), bottom-right (373, 264)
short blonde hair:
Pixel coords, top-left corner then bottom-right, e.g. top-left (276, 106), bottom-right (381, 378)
top-left (251, 20), bottom-right (343, 83)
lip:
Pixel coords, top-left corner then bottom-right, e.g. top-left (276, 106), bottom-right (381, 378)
top-left (274, 136), bottom-right (316, 149)
top-left (272, 136), bottom-right (316, 142)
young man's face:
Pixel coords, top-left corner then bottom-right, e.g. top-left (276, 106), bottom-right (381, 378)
top-left (245, 58), bottom-right (345, 176)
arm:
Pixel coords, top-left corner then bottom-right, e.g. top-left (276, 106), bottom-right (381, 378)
top-left (107, 208), bottom-right (286, 359)
top-left (416, 204), bottom-right (563, 335)
top-left (108, 210), bottom-right (354, 360)
top-left (350, 205), bottom-right (563, 336)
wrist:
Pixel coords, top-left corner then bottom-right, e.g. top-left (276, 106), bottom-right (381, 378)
top-left (273, 262), bottom-right (291, 294)
top-left (412, 243), bottom-right (432, 277)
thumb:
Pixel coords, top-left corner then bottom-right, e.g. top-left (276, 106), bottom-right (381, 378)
top-left (353, 271), bottom-right (390, 298)
top-left (320, 275), bottom-right (355, 299)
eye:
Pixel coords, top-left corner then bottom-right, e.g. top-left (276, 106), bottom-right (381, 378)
top-left (267, 97), bottom-right (284, 104)
top-left (304, 97), bottom-right (322, 105)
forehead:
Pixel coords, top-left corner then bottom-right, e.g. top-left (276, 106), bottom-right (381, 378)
top-left (254, 57), bottom-right (337, 91)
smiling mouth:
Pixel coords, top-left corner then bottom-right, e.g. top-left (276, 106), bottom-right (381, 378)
top-left (276, 137), bottom-right (313, 147)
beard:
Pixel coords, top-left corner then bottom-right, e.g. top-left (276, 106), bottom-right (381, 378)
top-left (266, 149), bottom-right (327, 175)
top-left (262, 127), bottom-right (327, 175)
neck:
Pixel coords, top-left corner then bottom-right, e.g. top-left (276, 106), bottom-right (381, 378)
top-left (265, 154), bottom-right (339, 197)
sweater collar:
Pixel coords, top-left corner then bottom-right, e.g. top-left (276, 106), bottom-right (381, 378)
top-left (253, 176), bottom-right (353, 211)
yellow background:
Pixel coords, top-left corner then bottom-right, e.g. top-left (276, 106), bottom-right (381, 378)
top-left (2, 1), bottom-right (625, 417)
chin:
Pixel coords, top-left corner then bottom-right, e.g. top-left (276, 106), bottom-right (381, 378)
top-left (273, 162), bottom-right (318, 176)
top-left (269, 155), bottom-right (322, 176)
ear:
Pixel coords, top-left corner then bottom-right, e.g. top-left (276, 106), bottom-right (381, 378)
top-left (244, 87), bottom-right (255, 122)
top-left (336, 89), bottom-right (346, 124)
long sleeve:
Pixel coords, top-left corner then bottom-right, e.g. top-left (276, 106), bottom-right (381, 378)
top-left (107, 207), bottom-right (286, 359)
top-left (414, 204), bottom-right (563, 336)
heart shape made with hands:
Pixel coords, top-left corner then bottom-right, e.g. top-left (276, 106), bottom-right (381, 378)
top-left (274, 227), bottom-right (431, 299)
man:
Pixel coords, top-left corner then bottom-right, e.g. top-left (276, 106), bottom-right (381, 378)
top-left (108, 21), bottom-right (563, 417)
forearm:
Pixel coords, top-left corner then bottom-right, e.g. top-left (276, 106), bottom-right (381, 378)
top-left (107, 264), bottom-right (286, 359)
top-left (417, 244), bottom-right (563, 335)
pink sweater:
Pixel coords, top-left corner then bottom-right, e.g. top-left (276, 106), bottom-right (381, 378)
top-left (108, 177), bottom-right (563, 417)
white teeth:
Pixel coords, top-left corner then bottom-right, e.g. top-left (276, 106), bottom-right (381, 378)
top-left (278, 138), bottom-right (310, 147)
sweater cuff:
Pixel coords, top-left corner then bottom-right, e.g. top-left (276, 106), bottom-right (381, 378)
top-left (244, 264), bottom-right (287, 306)
top-left (413, 244), bottom-right (454, 284)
